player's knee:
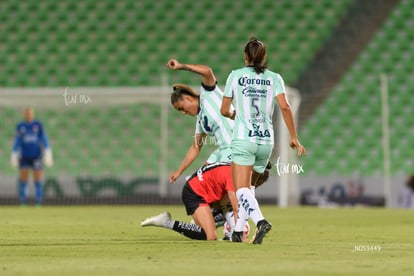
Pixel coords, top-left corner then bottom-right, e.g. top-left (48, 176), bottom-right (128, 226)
top-left (206, 232), bottom-right (217, 240)
top-left (204, 226), bottom-right (218, 240)
top-left (33, 173), bottom-right (43, 181)
top-left (19, 175), bottom-right (29, 182)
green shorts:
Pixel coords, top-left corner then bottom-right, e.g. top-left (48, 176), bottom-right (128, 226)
top-left (206, 147), bottom-right (232, 164)
top-left (231, 140), bottom-right (273, 173)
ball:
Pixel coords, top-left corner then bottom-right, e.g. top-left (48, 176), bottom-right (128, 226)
top-left (223, 221), bottom-right (250, 240)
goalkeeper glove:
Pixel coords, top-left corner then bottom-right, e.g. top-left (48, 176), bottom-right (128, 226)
top-left (43, 148), bottom-right (54, 167)
top-left (10, 151), bottom-right (19, 168)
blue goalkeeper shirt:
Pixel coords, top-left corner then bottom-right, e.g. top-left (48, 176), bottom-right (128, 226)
top-left (12, 120), bottom-right (50, 159)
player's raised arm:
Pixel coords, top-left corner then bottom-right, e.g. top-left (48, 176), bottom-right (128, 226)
top-left (166, 59), bottom-right (216, 87)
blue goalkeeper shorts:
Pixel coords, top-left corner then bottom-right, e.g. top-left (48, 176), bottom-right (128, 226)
top-left (19, 156), bottom-right (43, 170)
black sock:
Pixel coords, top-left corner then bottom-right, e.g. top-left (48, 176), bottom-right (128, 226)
top-left (172, 221), bottom-right (207, 240)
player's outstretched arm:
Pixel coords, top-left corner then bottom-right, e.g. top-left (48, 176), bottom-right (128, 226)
top-left (169, 133), bottom-right (206, 183)
top-left (166, 59), bottom-right (216, 87)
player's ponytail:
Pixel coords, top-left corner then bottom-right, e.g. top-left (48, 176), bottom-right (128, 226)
top-left (244, 38), bottom-right (267, 74)
top-left (170, 84), bottom-right (200, 104)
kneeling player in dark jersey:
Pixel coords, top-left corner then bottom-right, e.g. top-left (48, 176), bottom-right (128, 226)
top-left (141, 162), bottom-right (238, 240)
top-left (141, 162), bottom-right (272, 241)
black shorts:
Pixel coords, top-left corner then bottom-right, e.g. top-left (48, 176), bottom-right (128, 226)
top-left (19, 156), bottom-right (43, 170)
top-left (181, 182), bottom-right (207, 215)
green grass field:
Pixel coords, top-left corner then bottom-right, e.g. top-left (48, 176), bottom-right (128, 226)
top-left (0, 205), bottom-right (413, 276)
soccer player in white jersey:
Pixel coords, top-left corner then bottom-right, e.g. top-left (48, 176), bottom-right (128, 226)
top-left (166, 59), bottom-right (235, 183)
top-left (221, 38), bottom-right (306, 244)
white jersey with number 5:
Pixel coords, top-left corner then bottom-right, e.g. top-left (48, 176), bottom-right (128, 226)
top-left (223, 66), bottom-right (285, 145)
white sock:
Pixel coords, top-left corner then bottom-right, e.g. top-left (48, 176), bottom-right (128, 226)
top-left (250, 185), bottom-right (256, 197)
top-left (234, 200), bottom-right (248, 232)
top-left (251, 197), bottom-right (265, 225)
top-left (225, 211), bottom-right (235, 230)
top-left (236, 187), bottom-right (265, 226)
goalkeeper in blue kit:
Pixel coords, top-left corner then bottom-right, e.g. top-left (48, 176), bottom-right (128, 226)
top-left (10, 107), bottom-right (54, 206)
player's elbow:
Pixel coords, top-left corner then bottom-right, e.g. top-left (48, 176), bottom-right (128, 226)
top-left (199, 66), bottom-right (214, 80)
top-left (191, 139), bottom-right (204, 151)
top-left (204, 66), bottom-right (214, 77)
top-left (279, 103), bottom-right (292, 113)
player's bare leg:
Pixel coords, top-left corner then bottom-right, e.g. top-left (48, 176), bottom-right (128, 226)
top-left (251, 170), bottom-right (262, 197)
top-left (192, 205), bottom-right (217, 240)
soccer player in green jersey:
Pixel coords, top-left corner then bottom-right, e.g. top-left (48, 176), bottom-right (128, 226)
top-left (167, 59), bottom-right (234, 183)
top-left (221, 38), bottom-right (306, 244)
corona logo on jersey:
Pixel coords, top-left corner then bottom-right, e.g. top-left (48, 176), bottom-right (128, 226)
top-left (239, 76), bottom-right (270, 98)
top-left (238, 76), bottom-right (271, 86)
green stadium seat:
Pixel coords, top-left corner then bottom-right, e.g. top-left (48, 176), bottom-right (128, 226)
top-left (1, 0), bottom-right (355, 87)
top-left (300, 0), bottom-right (413, 175)
top-left (3, 0), bottom-right (410, 178)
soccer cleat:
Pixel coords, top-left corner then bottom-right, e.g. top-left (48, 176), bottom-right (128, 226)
top-left (141, 211), bottom-right (172, 228)
top-left (250, 219), bottom-right (272, 244)
top-left (231, 231), bottom-right (243, 243)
